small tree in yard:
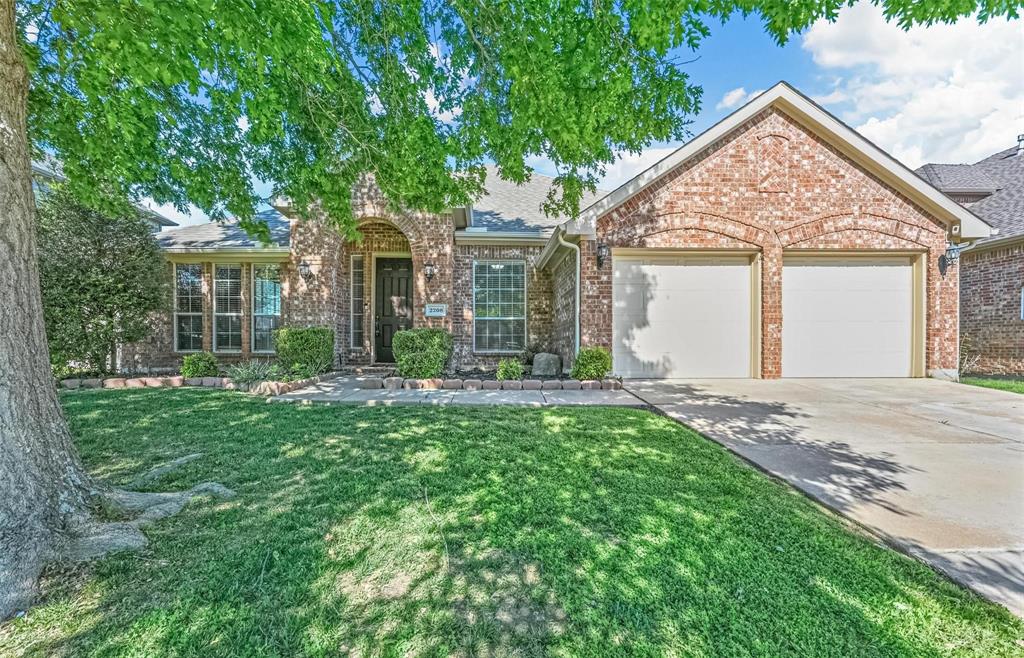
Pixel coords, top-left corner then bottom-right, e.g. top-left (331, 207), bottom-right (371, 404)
top-left (0, 0), bottom-right (1013, 619)
top-left (38, 189), bottom-right (167, 376)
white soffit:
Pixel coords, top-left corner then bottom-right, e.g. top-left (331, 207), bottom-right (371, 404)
top-left (564, 82), bottom-right (991, 241)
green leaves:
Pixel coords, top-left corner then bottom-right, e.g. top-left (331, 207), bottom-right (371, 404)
top-left (19, 0), bottom-right (1018, 232)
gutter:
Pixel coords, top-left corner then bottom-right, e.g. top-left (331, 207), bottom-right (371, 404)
top-left (557, 229), bottom-right (581, 357)
top-left (453, 230), bottom-right (549, 245)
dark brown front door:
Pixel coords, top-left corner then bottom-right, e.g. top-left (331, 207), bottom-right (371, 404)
top-left (374, 258), bottom-right (412, 362)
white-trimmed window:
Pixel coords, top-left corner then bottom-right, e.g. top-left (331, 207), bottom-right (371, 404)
top-left (213, 264), bottom-right (243, 352)
top-left (174, 263), bottom-right (204, 352)
top-left (473, 260), bottom-right (526, 352)
top-left (252, 264), bottom-right (281, 353)
top-left (350, 255), bottom-right (365, 348)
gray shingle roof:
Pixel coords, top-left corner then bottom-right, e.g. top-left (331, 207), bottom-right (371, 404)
top-left (915, 163), bottom-right (998, 193)
top-left (917, 146), bottom-right (1024, 242)
top-left (157, 209), bottom-right (290, 250)
top-left (470, 165), bottom-right (608, 234)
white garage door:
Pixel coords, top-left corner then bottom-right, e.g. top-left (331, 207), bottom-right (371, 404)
top-left (612, 254), bottom-right (752, 378)
top-left (783, 257), bottom-right (913, 377)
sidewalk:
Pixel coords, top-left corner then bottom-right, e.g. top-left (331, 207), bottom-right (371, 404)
top-left (272, 376), bottom-right (644, 407)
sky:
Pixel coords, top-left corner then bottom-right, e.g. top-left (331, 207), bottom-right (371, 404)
top-left (153, 4), bottom-right (1023, 228)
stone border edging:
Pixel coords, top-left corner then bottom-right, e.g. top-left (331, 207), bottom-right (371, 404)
top-left (59, 372), bottom-right (339, 395)
top-left (350, 377), bottom-right (622, 391)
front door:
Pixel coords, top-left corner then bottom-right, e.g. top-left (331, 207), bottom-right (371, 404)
top-left (374, 258), bottom-right (413, 362)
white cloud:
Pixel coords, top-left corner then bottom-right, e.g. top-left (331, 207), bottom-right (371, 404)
top-left (803, 4), bottom-right (1024, 166)
top-left (141, 199), bottom-right (209, 229)
top-left (716, 87), bottom-right (765, 110)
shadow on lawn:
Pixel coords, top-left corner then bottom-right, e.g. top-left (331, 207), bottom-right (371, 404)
top-left (6, 389), bottom-right (1019, 657)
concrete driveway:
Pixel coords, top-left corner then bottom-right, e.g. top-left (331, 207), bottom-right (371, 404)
top-left (625, 378), bottom-right (1024, 616)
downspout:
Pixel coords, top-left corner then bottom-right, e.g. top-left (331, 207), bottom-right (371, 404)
top-left (556, 229), bottom-right (581, 357)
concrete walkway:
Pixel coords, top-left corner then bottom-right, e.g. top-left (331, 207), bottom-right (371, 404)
top-left (625, 378), bottom-right (1024, 617)
top-left (274, 376), bottom-right (644, 407)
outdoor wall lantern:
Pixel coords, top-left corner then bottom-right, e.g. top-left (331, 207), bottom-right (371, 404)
top-left (298, 260), bottom-right (314, 282)
top-left (938, 244), bottom-right (961, 276)
top-left (596, 243), bottom-right (611, 269)
top-left (423, 263), bottom-right (437, 282)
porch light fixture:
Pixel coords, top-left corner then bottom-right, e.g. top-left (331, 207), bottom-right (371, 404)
top-left (423, 263), bottom-right (437, 282)
top-left (298, 260), bottom-right (314, 282)
top-left (596, 243), bottom-right (611, 269)
top-left (938, 244), bottom-right (962, 276)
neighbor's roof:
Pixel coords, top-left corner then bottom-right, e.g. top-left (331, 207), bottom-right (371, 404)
top-left (918, 146), bottom-right (1024, 244)
top-left (915, 163), bottom-right (999, 194)
top-left (157, 209), bottom-right (290, 252)
top-left (468, 164), bottom-right (608, 235)
top-left (562, 81), bottom-right (991, 241)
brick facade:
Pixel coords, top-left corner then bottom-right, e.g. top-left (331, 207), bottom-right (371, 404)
top-left (566, 107), bottom-right (957, 378)
top-left (960, 241), bottom-right (1024, 375)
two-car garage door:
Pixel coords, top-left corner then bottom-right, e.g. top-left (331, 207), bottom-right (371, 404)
top-left (612, 253), bottom-right (915, 378)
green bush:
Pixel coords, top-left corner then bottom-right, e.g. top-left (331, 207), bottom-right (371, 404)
top-left (570, 347), bottom-right (612, 381)
top-left (274, 326), bottom-right (334, 375)
top-left (392, 328), bottom-right (453, 378)
top-left (226, 360), bottom-right (275, 385)
top-left (496, 358), bottom-right (524, 380)
top-left (181, 352), bottom-right (219, 378)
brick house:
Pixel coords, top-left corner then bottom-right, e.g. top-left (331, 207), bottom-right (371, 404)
top-left (917, 140), bottom-right (1024, 375)
top-left (126, 82), bottom-right (991, 379)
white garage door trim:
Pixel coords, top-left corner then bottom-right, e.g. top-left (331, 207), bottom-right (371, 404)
top-left (612, 251), bottom-right (759, 379)
top-left (782, 254), bottom-right (925, 378)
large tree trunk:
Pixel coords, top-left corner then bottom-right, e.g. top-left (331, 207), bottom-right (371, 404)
top-left (0, 0), bottom-right (96, 618)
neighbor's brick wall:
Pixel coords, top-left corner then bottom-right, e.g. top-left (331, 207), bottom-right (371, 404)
top-left (583, 107), bottom-right (956, 378)
top-left (450, 243), bottom-right (553, 369)
top-left (960, 242), bottom-right (1024, 375)
top-left (550, 250), bottom-right (576, 367)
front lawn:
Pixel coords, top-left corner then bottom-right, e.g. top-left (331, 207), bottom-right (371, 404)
top-left (962, 376), bottom-right (1024, 395)
top-left (2, 390), bottom-right (1020, 657)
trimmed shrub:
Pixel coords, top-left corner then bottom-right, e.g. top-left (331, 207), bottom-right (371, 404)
top-left (496, 358), bottom-right (524, 381)
top-left (274, 326), bottom-right (334, 375)
top-left (392, 328), bottom-right (453, 378)
top-left (227, 360), bottom-right (275, 385)
top-left (181, 352), bottom-right (219, 378)
top-left (570, 347), bottom-right (612, 381)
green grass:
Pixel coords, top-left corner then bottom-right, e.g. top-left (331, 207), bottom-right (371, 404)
top-left (962, 377), bottom-right (1024, 395)
top-left (2, 390), bottom-right (1021, 657)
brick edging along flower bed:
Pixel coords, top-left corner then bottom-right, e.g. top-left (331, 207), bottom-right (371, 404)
top-left (353, 377), bottom-right (622, 391)
top-left (59, 372), bottom-right (337, 395)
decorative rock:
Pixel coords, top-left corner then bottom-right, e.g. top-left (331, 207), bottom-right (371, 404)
top-left (224, 381), bottom-right (238, 390)
top-left (125, 378), bottom-right (146, 388)
top-left (463, 379), bottom-right (483, 391)
top-left (384, 377), bottom-right (404, 390)
top-left (220, 377), bottom-right (232, 388)
top-left (580, 380), bottom-right (602, 390)
top-left (184, 378), bottom-right (203, 387)
top-left (601, 379), bottom-right (622, 390)
top-left (357, 377), bottom-right (384, 389)
top-left (502, 380), bottom-right (523, 390)
top-left (521, 379), bottom-right (542, 390)
top-left (531, 353), bottom-right (562, 378)
top-left (443, 378), bottom-right (463, 390)
top-left (561, 379), bottom-right (582, 390)
top-left (81, 378), bottom-right (102, 389)
top-left (482, 380), bottom-right (502, 390)
top-left (143, 377), bottom-right (163, 387)
top-left (103, 378), bottom-right (126, 389)
top-left (403, 379), bottom-right (423, 389)
top-left (541, 380), bottom-right (562, 390)
top-left (422, 378), bottom-right (443, 390)
top-left (165, 376), bottom-right (185, 387)
top-left (60, 379), bottom-right (81, 390)
top-left (264, 382), bottom-right (282, 396)
top-left (201, 377), bottom-right (220, 387)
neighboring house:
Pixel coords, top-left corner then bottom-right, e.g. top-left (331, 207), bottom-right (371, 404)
top-left (917, 140), bottom-right (1024, 375)
top-left (32, 161), bottom-right (179, 233)
top-left (124, 82), bottom-right (991, 379)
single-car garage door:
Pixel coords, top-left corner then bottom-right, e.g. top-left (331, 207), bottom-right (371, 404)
top-left (782, 256), bottom-right (913, 377)
top-left (613, 254), bottom-right (753, 378)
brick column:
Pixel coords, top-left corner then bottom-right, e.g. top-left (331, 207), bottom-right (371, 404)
top-left (578, 239), bottom-right (613, 351)
top-left (201, 262), bottom-right (213, 352)
top-left (240, 263), bottom-right (251, 359)
top-left (761, 244), bottom-right (783, 378)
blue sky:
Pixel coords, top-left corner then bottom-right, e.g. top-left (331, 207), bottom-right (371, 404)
top-left (156, 5), bottom-right (1022, 227)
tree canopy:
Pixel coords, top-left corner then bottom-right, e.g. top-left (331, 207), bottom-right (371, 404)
top-left (17, 1), bottom-right (1021, 238)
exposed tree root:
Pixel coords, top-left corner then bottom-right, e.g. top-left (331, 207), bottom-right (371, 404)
top-left (128, 453), bottom-right (204, 488)
top-left (64, 482), bottom-right (234, 562)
